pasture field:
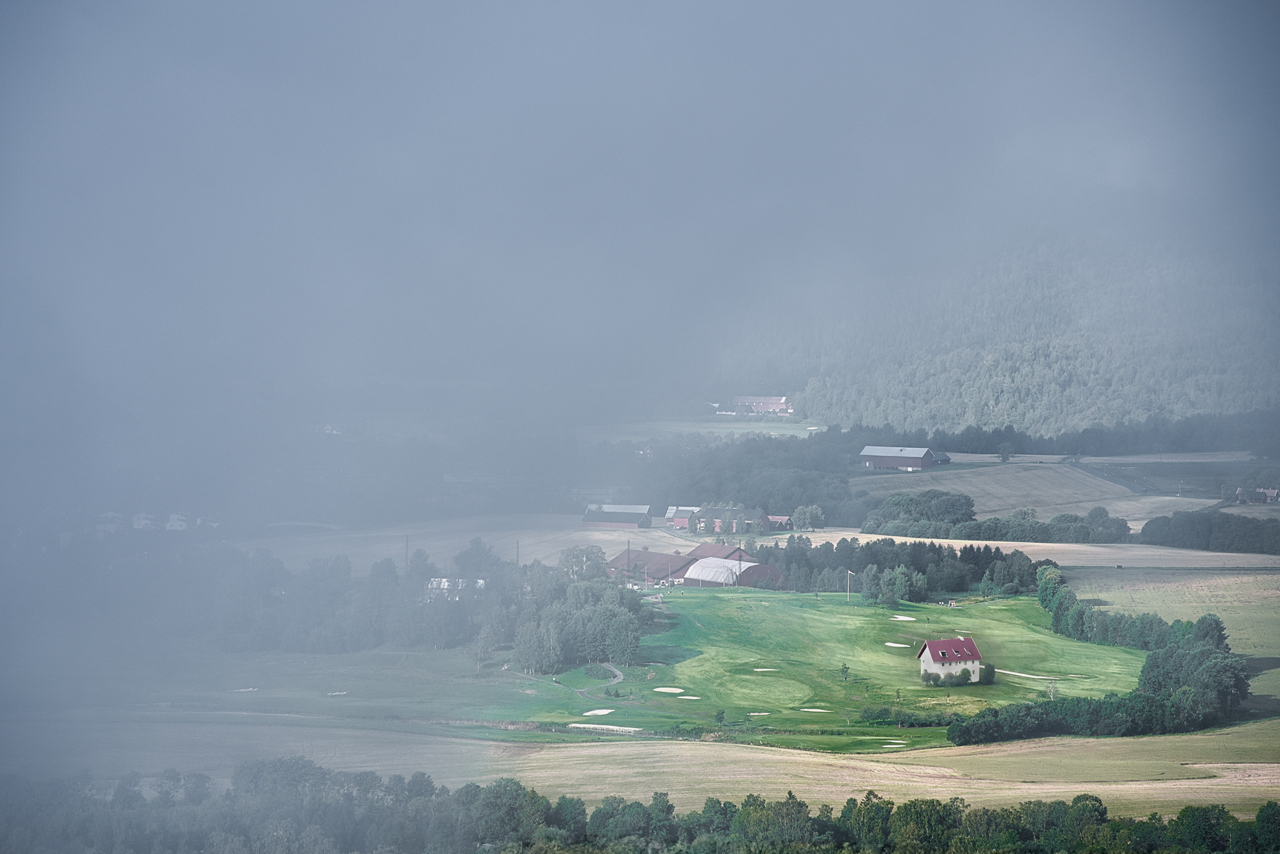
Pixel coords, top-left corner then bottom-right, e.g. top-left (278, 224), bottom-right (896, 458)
top-left (792, 528), bottom-right (1280, 569)
top-left (849, 461), bottom-right (1201, 523)
top-left (1223, 504), bottom-right (1280, 521)
top-left (4, 717), bottom-right (1275, 818)
top-left (1060, 566), bottom-right (1280, 703)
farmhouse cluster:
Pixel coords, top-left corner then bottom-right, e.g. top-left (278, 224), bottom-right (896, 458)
top-left (583, 504), bottom-right (794, 534)
top-left (605, 542), bottom-right (782, 590)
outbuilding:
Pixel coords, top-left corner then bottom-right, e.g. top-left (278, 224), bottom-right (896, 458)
top-left (859, 446), bottom-right (949, 471)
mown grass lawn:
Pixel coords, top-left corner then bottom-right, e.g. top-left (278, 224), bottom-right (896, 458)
top-left (631, 590), bottom-right (1145, 743)
top-left (47, 589), bottom-right (1145, 757)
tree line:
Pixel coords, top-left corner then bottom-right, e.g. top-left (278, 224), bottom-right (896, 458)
top-left (1141, 511), bottom-right (1280, 556)
top-left (2, 756), bottom-right (1277, 854)
top-left (859, 490), bottom-right (1132, 544)
top-left (751, 533), bottom-right (1047, 601)
top-left (945, 569), bottom-right (1251, 745)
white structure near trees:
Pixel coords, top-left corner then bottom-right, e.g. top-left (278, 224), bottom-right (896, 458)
top-left (917, 637), bottom-right (982, 678)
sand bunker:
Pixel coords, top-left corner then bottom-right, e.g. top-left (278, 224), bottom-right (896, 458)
top-left (583, 709), bottom-right (614, 716)
top-left (890, 615), bottom-right (916, 621)
top-left (653, 687), bottom-right (684, 693)
top-left (678, 696), bottom-right (701, 700)
top-left (884, 642), bottom-right (910, 647)
top-left (567, 723), bottom-right (641, 733)
top-left (747, 712), bottom-right (770, 716)
top-left (995, 669), bottom-right (1054, 679)
top-left (753, 668), bottom-right (778, 671)
top-left (800, 708), bottom-right (832, 713)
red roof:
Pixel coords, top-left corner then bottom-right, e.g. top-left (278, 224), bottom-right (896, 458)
top-left (916, 637), bottom-right (982, 662)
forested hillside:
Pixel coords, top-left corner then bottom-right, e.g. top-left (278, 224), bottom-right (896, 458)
top-left (725, 247), bottom-right (1280, 435)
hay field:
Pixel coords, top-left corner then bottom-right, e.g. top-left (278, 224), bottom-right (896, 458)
top-left (850, 461), bottom-right (1218, 525)
top-left (1222, 504), bottom-right (1280, 521)
top-left (792, 528), bottom-right (1280, 569)
top-left (853, 462), bottom-right (1131, 517)
top-left (235, 514), bottom-right (697, 575)
top-left (1060, 566), bottom-right (1280, 700)
top-left (4, 716), bottom-right (1275, 818)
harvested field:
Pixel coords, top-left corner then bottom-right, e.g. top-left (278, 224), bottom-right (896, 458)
top-left (1059, 565), bottom-right (1280, 704)
top-left (851, 460), bottom-right (1220, 525)
top-left (793, 528), bottom-right (1280, 568)
top-left (851, 462), bottom-right (1134, 519)
top-left (236, 514), bottom-right (698, 575)
top-left (5, 717), bottom-right (1273, 817)
top-left (1222, 504), bottom-right (1280, 521)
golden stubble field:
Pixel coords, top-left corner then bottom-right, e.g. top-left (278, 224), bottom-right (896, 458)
top-left (13, 716), bottom-right (1274, 819)
top-left (851, 462), bottom-right (1216, 525)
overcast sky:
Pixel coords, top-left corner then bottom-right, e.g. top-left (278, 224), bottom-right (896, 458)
top-left (3, 2), bottom-right (1278, 517)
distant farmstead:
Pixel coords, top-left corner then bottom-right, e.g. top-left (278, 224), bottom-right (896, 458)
top-left (582, 510), bottom-right (652, 529)
top-left (730, 396), bottom-right (793, 415)
top-left (859, 446), bottom-right (951, 471)
top-left (607, 548), bottom-right (695, 584)
top-left (917, 637), bottom-right (982, 678)
top-left (670, 557), bottom-right (782, 589)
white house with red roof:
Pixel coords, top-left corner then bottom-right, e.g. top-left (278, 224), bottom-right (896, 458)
top-left (917, 637), bottom-right (982, 679)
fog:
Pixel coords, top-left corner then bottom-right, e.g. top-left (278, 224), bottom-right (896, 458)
top-left (4, 3), bottom-right (1278, 526)
top-left (1, 1), bottom-right (1279, 785)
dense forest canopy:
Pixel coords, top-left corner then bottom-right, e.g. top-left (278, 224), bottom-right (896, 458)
top-left (714, 247), bottom-right (1280, 435)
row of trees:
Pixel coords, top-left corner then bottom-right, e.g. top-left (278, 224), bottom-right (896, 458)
top-left (945, 570), bottom-right (1251, 745)
top-left (860, 493), bottom-right (1132, 545)
top-left (3, 757), bottom-right (1278, 854)
top-left (750, 534), bottom-right (1046, 601)
top-left (1141, 511), bottom-right (1280, 555)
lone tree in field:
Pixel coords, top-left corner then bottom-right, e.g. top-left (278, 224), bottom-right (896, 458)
top-left (841, 663), bottom-right (850, 682)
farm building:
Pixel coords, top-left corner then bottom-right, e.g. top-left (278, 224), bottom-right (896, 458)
top-left (607, 548), bottom-right (696, 584)
top-left (587, 503), bottom-right (668, 517)
top-left (730, 396), bottom-right (794, 415)
top-left (665, 506), bottom-right (700, 529)
top-left (767, 515), bottom-right (794, 531)
top-left (687, 542), bottom-right (754, 562)
top-left (671, 557), bottom-right (782, 589)
top-left (917, 637), bottom-right (982, 679)
top-left (582, 510), bottom-right (652, 529)
top-left (859, 446), bottom-right (951, 471)
top-left (693, 506), bottom-right (770, 534)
